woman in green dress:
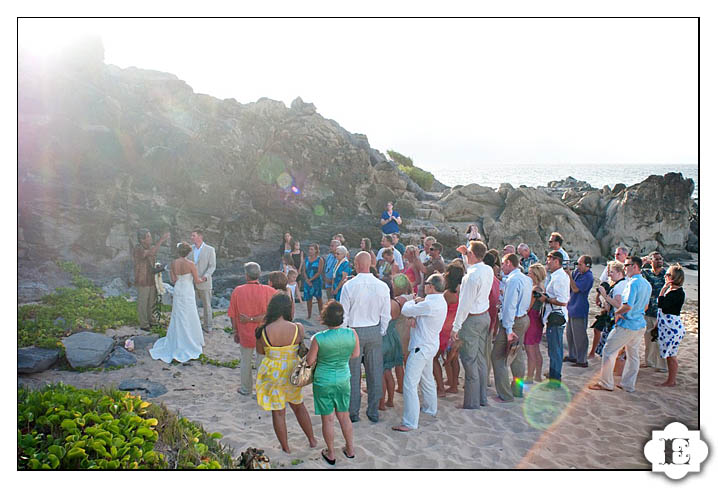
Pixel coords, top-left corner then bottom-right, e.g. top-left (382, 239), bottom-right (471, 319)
top-left (306, 301), bottom-right (359, 465)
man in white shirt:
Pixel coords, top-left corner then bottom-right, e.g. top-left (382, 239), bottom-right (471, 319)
top-left (492, 253), bottom-right (533, 402)
top-left (378, 234), bottom-right (404, 270)
top-left (450, 240), bottom-right (495, 408)
top-left (548, 232), bottom-right (570, 267)
top-left (340, 251), bottom-right (391, 423)
top-left (418, 236), bottom-right (436, 264)
top-left (392, 273), bottom-right (448, 432)
top-left (540, 251), bottom-right (571, 384)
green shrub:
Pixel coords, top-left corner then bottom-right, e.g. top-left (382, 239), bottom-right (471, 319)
top-left (18, 383), bottom-right (238, 469)
top-left (18, 261), bottom-right (163, 349)
top-left (399, 164), bottom-right (435, 191)
top-left (387, 149), bottom-right (413, 167)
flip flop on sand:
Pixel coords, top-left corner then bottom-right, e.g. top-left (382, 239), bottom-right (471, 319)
top-left (321, 448), bottom-right (336, 465)
top-left (392, 425), bottom-right (412, 432)
top-left (343, 447), bottom-right (355, 459)
top-left (588, 383), bottom-right (613, 391)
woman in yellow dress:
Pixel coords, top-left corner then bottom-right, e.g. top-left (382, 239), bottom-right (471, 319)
top-left (255, 293), bottom-right (317, 453)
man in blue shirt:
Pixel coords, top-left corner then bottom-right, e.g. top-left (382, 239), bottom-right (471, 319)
top-left (589, 256), bottom-right (652, 393)
top-left (380, 201), bottom-right (402, 234)
top-left (491, 253), bottom-right (533, 401)
top-left (565, 255), bottom-right (594, 368)
top-left (517, 243), bottom-right (539, 274)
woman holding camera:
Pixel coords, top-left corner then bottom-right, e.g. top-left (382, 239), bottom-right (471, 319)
top-left (149, 242), bottom-right (207, 363)
top-left (524, 263), bottom-right (547, 383)
top-left (595, 261), bottom-right (627, 357)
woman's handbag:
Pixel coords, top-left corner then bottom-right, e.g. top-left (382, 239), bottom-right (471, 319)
top-left (290, 356), bottom-right (314, 387)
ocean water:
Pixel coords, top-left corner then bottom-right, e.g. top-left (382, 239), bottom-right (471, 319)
top-left (428, 164), bottom-right (698, 199)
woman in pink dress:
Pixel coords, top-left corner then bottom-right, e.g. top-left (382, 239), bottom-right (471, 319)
top-left (525, 263), bottom-right (547, 383)
top-left (433, 262), bottom-right (465, 396)
top-left (402, 245), bottom-right (423, 294)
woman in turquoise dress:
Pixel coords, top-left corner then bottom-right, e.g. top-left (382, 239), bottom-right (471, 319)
top-left (331, 246), bottom-right (352, 301)
top-left (307, 301), bottom-right (359, 465)
top-left (303, 243), bottom-right (325, 320)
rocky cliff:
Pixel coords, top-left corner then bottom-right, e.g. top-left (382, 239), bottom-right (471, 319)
top-left (17, 40), bottom-right (697, 302)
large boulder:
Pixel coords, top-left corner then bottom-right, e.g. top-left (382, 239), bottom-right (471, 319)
top-left (18, 347), bottom-right (60, 373)
top-left (483, 187), bottom-right (601, 259)
top-left (437, 184), bottom-right (505, 223)
top-left (596, 173), bottom-right (694, 256)
top-left (62, 331), bottom-right (115, 368)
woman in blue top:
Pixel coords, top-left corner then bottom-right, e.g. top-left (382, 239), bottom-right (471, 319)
top-left (303, 243), bottom-right (325, 320)
top-left (331, 246), bottom-right (352, 301)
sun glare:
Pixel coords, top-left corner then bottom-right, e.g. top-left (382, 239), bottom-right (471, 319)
top-left (18, 19), bottom-right (100, 61)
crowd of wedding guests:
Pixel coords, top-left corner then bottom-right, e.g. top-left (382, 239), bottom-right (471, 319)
top-left (139, 206), bottom-right (687, 464)
top-left (218, 219), bottom-right (689, 464)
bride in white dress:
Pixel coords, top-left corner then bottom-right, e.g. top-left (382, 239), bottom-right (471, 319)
top-left (150, 242), bottom-right (206, 363)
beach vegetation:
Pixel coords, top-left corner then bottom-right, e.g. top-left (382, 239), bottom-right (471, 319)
top-left (399, 164), bottom-right (435, 191)
top-left (387, 149), bottom-right (413, 167)
top-left (18, 261), bottom-right (141, 349)
top-left (18, 383), bottom-right (239, 469)
top-left (389, 150), bottom-right (435, 191)
top-left (197, 354), bottom-right (240, 369)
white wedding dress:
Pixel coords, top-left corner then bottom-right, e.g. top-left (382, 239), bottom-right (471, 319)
top-left (149, 273), bottom-right (205, 363)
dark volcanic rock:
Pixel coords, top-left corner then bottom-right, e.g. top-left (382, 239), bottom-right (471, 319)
top-left (18, 40), bottom-right (441, 289)
top-left (118, 378), bottom-right (167, 398)
top-left (18, 347), bottom-right (61, 373)
top-left (104, 346), bottom-right (137, 367)
top-left (62, 332), bottom-right (115, 368)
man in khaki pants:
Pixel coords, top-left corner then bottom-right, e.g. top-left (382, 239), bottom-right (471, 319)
top-left (228, 262), bottom-right (277, 396)
top-left (492, 253), bottom-right (533, 402)
top-left (191, 229), bottom-right (216, 333)
top-left (133, 229), bottom-right (169, 330)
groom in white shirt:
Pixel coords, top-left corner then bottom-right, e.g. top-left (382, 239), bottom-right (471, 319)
top-left (451, 240), bottom-right (494, 409)
top-left (191, 228), bottom-right (216, 333)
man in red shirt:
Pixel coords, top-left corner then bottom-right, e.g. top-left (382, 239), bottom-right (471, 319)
top-left (228, 262), bottom-right (278, 396)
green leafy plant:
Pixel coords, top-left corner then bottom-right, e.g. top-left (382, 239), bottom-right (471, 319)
top-left (213, 310), bottom-right (227, 318)
top-left (399, 164), bottom-right (435, 191)
top-left (387, 149), bottom-right (414, 167)
top-left (197, 354), bottom-right (239, 369)
top-left (18, 383), bottom-right (239, 469)
top-left (18, 261), bottom-right (143, 349)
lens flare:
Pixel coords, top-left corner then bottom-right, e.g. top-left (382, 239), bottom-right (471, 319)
top-left (276, 172), bottom-right (292, 189)
top-left (522, 380), bottom-right (572, 430)
top-left (257, 154), bottom-right (286, 184)
top-left (313, 204), bottom-right (326, 216)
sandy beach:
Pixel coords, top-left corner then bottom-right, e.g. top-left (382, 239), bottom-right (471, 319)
top-left (17, 265), bottom-right (699, 469)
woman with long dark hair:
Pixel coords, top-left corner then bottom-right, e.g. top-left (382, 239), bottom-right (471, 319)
top-left (254, 293), bottom-right (317, 453)
top-left (279, 232), bottom-right (293, 269)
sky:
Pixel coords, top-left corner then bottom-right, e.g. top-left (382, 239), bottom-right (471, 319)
top-left (17, 17), bottom-right (698, 172)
